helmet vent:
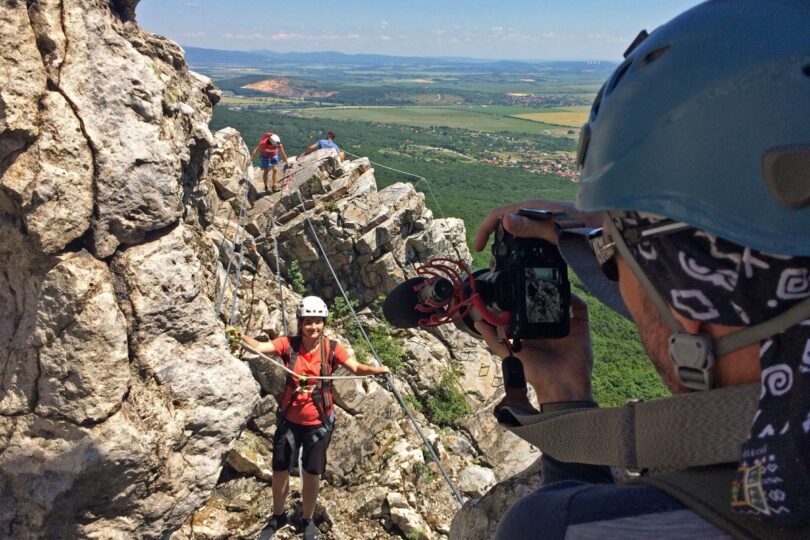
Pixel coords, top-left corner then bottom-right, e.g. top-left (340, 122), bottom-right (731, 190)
top-left (590, 84), bottom-right (604, 121)
top-left (640, 45), bottom-right (671, 68)
top-left (576, 124), bottom-right (591, 168)
top-left (606, 59), bottom-right (632, 95)
top-left (623, 30), bottom-right (649, 58)
top-left (763, 145), bottom-right (810, 209)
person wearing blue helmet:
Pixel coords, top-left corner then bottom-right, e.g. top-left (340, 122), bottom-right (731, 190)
top-left (473, 1), bottom-right (810, 538)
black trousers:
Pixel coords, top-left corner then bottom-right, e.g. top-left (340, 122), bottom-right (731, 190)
top-left (272, 419), bottom-right (333, 476)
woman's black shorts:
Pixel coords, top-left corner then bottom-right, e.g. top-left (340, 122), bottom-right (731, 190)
top-left (272, 420), bottom-right (333, 476)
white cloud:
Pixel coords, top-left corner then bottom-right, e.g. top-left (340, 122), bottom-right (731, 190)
top-left (379, 35), bottom-right (392, 42)
top-left (502, 31), bottom-right (534, 44)
top-left (269, 32), bottom-right (305, 41)
top-left (380, 20), bottom-right (390, 29)
top-left (223, 32), bottom-right (265, 41)
top-left (269, 32), bottom-right (361, 42)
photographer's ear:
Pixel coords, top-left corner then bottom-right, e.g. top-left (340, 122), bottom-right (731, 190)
top-left (503, 213), bottom-right (558, 244)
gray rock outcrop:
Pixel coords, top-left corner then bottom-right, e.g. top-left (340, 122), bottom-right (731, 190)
top-left (1, 1), bottom-right (257, 537)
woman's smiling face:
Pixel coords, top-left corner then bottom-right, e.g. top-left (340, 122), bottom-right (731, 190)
top-left (299, 316), bottom-right (325, 340)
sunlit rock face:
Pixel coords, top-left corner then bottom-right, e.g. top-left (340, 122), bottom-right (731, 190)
top-left (0, 1), bottom-right (255, 537)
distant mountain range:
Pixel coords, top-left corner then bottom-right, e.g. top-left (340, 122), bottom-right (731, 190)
top-left (183, 46), bottom-right (616, 71)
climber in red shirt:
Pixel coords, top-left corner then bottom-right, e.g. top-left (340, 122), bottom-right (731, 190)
top-left (231, 296), bottom-right (388, 539)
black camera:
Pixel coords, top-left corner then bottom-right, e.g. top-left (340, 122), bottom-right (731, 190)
top-left (383, 209), bottom-right (571, 341)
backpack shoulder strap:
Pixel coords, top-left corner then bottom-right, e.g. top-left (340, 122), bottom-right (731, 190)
top-left (309, 337), bottom-right (335, 428)
top-left (637, 467), bottom-right (810, 540)
top-left (278, 335), bottom-right (303, 419)
top-left (327, 339), bottom-right (338, 374)
top-left (500, 383), bottom-right (759, 470)
top-left (285, 336), bottom-right (301, 369)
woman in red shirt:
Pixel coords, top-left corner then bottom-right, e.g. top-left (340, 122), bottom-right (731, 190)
top-left (235, 296), bottom-right (388, 539)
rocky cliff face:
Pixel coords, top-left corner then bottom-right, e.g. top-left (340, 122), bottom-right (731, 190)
top-left (1, 1), bottom-right (257, 537)
top-left (1, 1), bottom-right (543, 538)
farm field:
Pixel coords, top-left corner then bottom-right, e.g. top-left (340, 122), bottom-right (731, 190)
top-left (511, 105), bottom-right (591, 127)
top-left (219, 95), bottom-right (299, 105)
top-left (296, 106), bottom-right (576, 137)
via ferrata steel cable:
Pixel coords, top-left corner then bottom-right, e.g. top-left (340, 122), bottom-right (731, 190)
top-left (343, 150), bottom-right (447, 220)
top-left (293, 189), bottom-right (465, 505)
top-left (215, 163), bottom-right (252, 321)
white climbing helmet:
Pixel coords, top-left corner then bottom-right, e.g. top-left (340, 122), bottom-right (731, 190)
top-left (269, 134), bottom-right (281, 145)
top-left (297, 296), bottom-right (328, 319)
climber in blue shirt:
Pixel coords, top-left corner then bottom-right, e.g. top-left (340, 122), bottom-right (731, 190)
top-left (300, 131), bottom-right (345, 162)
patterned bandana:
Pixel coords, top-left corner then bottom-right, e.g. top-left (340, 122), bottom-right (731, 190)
top-left (621, 215), bottom-right (810, 528)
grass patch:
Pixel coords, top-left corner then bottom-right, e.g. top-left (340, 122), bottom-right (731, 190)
top-left (329, 296), bottom-right (405, 371)
top-left (425, 371), bottom-right (472, 427)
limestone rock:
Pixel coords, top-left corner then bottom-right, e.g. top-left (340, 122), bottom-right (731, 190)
top-left (252, 394), bottom-right (280, 438)
top-left (0, 5), bottom-right (92, 255)
top-left (458, 403), bottom-right (541, 480)
top-left (450, 458), bottom-right (544, 540)
top-left (389, 498), bottom-right (433, 540)
top-left (458, 464), bottom-right (497, 498)
top-left (58, 1), bottom-right (216, 257)
top-left (0, 2), bottom-right (257, 531)
top-left (172, 476), bottom-right (274, 540)
top-left (0, 2), bottom-right (46, 184)
top-left (20, 91), bottom-right (94, 254)
top-left (34, 251), bottom-right (129, 423)
top-left (226, 429), bottom-right (274, 481)
top-left (205, 127), bottom-right (251, 202)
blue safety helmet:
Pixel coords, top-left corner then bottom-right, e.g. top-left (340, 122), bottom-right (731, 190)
top-left (576, 0), bottom-right (810, 256)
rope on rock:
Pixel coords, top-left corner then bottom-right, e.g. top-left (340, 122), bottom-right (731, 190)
top-left (343, 150), bottom-right (447, 220)
top-left (293, 189), bottom-right (465, 505)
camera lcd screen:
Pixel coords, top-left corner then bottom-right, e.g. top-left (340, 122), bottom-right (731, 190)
top-left (524, 267), bottom-right (562, 323)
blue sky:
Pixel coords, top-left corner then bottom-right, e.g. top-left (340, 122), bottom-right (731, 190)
top-left (137, 0), bottom-right (704, 61)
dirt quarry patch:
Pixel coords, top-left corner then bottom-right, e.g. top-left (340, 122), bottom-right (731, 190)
top-left (242, 79), bottom-right (336, 99)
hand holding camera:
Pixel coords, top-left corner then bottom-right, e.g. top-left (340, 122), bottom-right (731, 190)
top-left (473, 201), bottom-right (597, 404)
top-left (382, 199), bottom-right (599, 406)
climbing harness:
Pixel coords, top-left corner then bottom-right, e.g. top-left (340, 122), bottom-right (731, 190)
top-left (277, 336), bottom-right (338, 429)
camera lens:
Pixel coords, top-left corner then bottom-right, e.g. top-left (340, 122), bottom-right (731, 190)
top-left (432, 278), bottom-right (454, 303)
